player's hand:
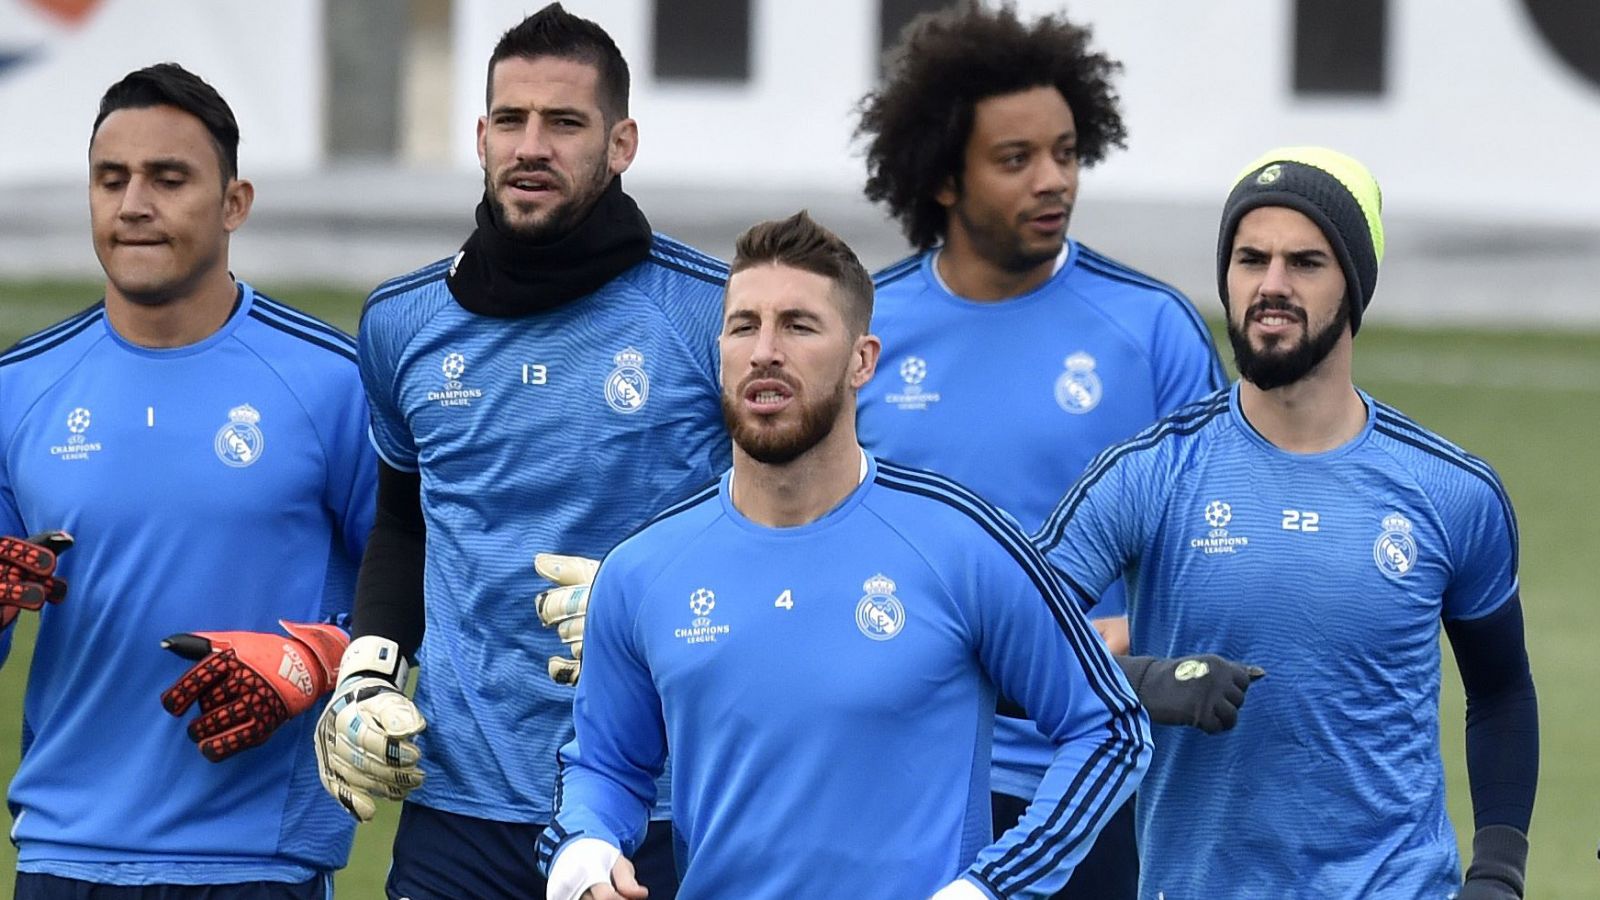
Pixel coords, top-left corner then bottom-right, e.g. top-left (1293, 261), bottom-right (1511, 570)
top-left (578, 856), bottom-right (648, 900)
top-left (1117, 653), bottom-right (1266, 734)
top-left (0, 531), bottom-right (73, 629)
top-left (160, 620), bottom-right (349, 761)
top-left (315, 634), bottom-right (426, 822)
top-left (1458, 825), bottom-right (1527, 898)
top-left (928, 877), bottom-right (988, 899)
top-left (535, 553), bottom-right (599, 686)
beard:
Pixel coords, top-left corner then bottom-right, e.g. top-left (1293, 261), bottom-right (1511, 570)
top-left (721, 367), bottom-right (850, 465)
top-left (950, 196), bottom-right (1071, 273)
top-left (1226, 297), bottom-right (1350, 390)
top-left (484, 152), bottom-right (610, 242)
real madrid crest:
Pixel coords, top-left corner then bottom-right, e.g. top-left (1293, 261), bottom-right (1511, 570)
top-left (214, 403), bottom-right (265, 468)
top-left (1373, 512), bottom-right (1417, 578)
top-left (855, 573), bottom-right (906, 641)
top-left (1054, 351), bottom-right (1102, 415)
top-left (605, 347), bottom-right (650, 414)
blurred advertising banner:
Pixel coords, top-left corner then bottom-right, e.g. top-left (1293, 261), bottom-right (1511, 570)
top-left (0, 0), bottom-right (320, 183)
top-left (455, 0), bottom-right (1600, 223)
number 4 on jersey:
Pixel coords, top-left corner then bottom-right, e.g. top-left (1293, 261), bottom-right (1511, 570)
top-left (774, 589), bottom-right (794, 610)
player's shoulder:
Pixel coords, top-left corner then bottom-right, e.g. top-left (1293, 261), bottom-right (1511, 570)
top-left (0, 300), bottom-right (107, 379)
top-left (1071, 243), bottom-right (1188, 302)
top-left (1367, 396), bottom-right (1514, 514)
top-left (242, 286), bottom-right (359, 370)
top-left (1089, 388), bottom-right (1234, 475)
top-left (360, 257), bottom-right (455, 325)
top-left (619, 233), bottom-right (729, 297)
top-left (869, 458), bottom-right (1035, 549)
top-left (872, 250), bottom-right (929, 292)
top-left (604, 478), bottom-right (726, 571)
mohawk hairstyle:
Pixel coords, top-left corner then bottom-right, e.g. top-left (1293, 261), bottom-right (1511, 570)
top-left (487, 2), bottom-right (630, 122)
top-left (858, 1), bottom-right (1127, 249)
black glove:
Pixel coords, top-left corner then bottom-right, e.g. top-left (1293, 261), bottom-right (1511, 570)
top-left (1458, 825), bottom-right (1527, 898)
top-left (1116, 654), bottom-right (1264, 733)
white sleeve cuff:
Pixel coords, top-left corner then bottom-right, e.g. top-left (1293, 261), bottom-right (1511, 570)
top-left (547, 836), bottom-right (622, 900)
top-left (928, 876), bottom-right (991, 900)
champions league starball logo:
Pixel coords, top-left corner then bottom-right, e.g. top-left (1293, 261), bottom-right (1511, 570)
top-left (855, 573), bottom-right (905, 641)
top-left (676, 587), bottom-right (729, 645)
top-left (605, 347), bottom-right (650, 414)
top-left (214, 404), bottom-right (265, 468)
top-left (1373, 512), bottom-right (1418, 578)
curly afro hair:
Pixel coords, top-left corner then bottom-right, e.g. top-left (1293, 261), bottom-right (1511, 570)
top-left (858, 1), bottom-right (1127, 249)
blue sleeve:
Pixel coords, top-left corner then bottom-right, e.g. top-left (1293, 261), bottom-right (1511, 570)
top-left (1086, 579), bottom-right (1126, 620)
top-left (1150, 295), bottom-right (1225, 415)
top-left (320, 368), bottom-right (378, 623)
top-left (1031, 444), bottom-right (1156, 613)
top-left (540, 555), bottom-right (663, 872)
top-left (356, 303), bottom-right (420, 472)
top-left (961, 530), bottom-right (1151, 897)
top-left (1441, 468), bottom-right (1519, 622)
top-left (0, 418), bottom-right (22, 668)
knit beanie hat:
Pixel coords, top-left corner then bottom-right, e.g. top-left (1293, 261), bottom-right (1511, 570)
top-left (1216, 146), bottom-right (1384, 334)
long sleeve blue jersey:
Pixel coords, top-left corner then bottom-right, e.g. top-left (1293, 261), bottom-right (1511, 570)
top-left (358, 235), bottom-right (730, 821)
top-left (1033, 385), bottom-right (1520, 897)
top-left (858, 242), bottom-right (1222, 799)
top-left (0, 283), bottom-right (375, 884)
top-left (543, 456), bottom-right (1151, 899)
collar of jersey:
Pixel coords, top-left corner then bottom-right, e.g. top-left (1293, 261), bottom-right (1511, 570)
top-left (719, 450), bottom-right (876, 536)
top-left (921, 239), bottom-right (1077, 312)
top-left (1227, 381), bottom-right (1378, 461)
top-left (103, 280), bottom-right (252, 359)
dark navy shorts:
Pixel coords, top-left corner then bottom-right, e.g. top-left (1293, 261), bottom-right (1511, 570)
top-left (386, 802), bottom-right (679, 900)
top-left (13, 872), bottom-right (330, 900)
top-left (991, 792), bottom-right (1138, 900)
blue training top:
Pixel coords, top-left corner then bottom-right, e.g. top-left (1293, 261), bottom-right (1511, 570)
top-left (1034, 385), bottom-right (1519, 897)
top-left (858, 241), bottom-right (1221, 798)
top-left (358, 235), bottom-right (730, 821)
top-left (544, 455), bottom-right (1151, 899)
top-left (0, 282), bottom-right (374, 884)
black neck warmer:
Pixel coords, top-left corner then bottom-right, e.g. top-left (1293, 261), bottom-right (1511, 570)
top-left (446, 177), bottom-right (652, 318)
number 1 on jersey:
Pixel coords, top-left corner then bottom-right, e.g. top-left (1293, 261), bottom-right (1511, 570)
top-left (774, 589), bottom-right (794, 610)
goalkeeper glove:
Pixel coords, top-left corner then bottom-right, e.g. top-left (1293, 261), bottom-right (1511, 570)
top-left (1457, 825), bottom-right (1528, 898)
top-left (315, 634), bottom-right (426, 821)
top-left (0, 531), bottom-right (73, 629)
top-left (160, 620), bottom-right (348, 762)
top-left (1116, 653), bottom-right (1265, 733)
top-left (534, 553), bottom-right (598, 686)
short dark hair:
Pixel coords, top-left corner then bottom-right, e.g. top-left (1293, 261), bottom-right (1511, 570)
top-left (487, 2), bottom-right (630, 123)
top-left (858, 1), bottom-right (1128, 249)
top-left (731, 211), bottom-right (874, 336)
top-left (92, 63), bottom-right (240, 182)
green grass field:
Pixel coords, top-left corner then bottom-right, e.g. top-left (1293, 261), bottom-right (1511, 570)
top-left (1, 280), bottom-right (1596, 897)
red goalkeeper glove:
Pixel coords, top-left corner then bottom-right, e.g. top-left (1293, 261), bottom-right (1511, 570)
top-left (0, 531), bottom-right (73, 629)
top-left (160, 620), bottom-right (349, 762)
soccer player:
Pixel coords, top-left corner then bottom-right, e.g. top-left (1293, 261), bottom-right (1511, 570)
top-left (854, 6), bottom-right (1245, 895)
top-left (0, 64), bottom-right (375, 897)
top-left (315, 5), bottom-right (726, 897)
top-left (540, 211), bottom-right (1150, 900)
top-left (1033, 147), bottom-right (1539, 897)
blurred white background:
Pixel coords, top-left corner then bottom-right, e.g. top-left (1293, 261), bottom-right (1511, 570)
top-left (3, 0), bottom-right (1597, 325)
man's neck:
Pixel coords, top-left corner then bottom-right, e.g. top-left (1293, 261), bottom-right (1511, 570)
top-left (934, 236), bottom-right (1058, 302)
top-left (1237, 353), bottom-right (1366, 453)
top-left (730, 428), bottom-right (866, 528)
top-left (105, 270), bottom-right (237, 349)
